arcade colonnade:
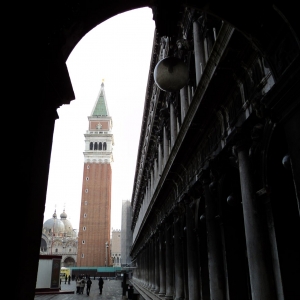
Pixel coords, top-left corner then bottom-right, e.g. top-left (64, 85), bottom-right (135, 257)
top-left (129, 7), bottom-right (300, 300)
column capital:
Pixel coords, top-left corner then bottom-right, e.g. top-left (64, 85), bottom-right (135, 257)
top-left (182, 192), bottom-right (198, 211)
top-left (182, 192), bottom-right (193, 205)
top-left (200, 168), bottom-right (211, 184)
top-left (159, 106), bottom-right (169, 119)
top-left (234, 137), bottom-right (252, 153)
top-left (173, 202), bottom-right (185, 222)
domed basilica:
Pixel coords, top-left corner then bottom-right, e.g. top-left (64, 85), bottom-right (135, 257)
top-left (40, 209), bottom-right (78, 267)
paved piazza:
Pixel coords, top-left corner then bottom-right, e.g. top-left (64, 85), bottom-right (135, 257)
top-left (35, 279), bottom-right (124, 300)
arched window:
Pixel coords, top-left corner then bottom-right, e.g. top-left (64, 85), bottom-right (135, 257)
top-left (103, 142), bottom-right (107, 150)
top-left (40, 238), bottom-right (47, 252)
top-left (89, 142), bottom-right (93, 150)
top-left (99, 142), bottom-right (102, 150)
top-left (94, 142), bottom-right (98, 150)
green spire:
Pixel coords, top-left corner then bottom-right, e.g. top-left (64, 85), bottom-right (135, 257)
top-left (91, 81), bottom-right (109, 116)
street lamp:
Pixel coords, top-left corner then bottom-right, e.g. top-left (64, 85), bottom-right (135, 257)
top-left (105, 242), bottom-right (108, 267)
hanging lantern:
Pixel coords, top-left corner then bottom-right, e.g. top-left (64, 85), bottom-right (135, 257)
top-left (227, 194), bottom-right (239, 207)
top-left (282, 154), bottom-right (291, 170)
top-left (154, 57), bottom-right (189, 92)
top-left (200, 214), bottom-right (206, 223)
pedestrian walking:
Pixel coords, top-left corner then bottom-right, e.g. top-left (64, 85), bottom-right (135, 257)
top-left (68, 275), bottom-right (71, 285)
top-left (65, 274), bottom-right (67, 284)
top-left (80, 278), bottom-right (86, 294)
top-left (86, 276), bottom-right (92, 296)
top-left (98, 276), bottom-right (104, 295)
top-left (76, 277), bottom-right (81, 294)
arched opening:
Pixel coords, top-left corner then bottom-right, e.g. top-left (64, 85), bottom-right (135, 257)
top-left (63, 257), bottom-right (76, 268)
top-left (40, 238), bottom-right (47, 253)
top-left (14, 2), bottom-right (300, 299)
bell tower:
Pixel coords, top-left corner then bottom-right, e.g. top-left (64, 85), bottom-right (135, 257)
top-left (77, 80), bottom-right (113, 267)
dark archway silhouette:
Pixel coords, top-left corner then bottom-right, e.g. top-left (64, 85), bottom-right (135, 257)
top-left (12, 2), bottom-right (299, 299)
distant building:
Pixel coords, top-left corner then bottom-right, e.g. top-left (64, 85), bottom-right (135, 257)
top-left (77, 81), bottom-right (114, 267)
top-left (121, 200), bottom-right (132, 267)
top-left (111, 229), bottom-right (121, 267)
top-left (41, 209), bottom-right (77, 267)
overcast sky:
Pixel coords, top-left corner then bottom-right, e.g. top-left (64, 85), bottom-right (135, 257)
top-left (44, 7), bottom-right (155, 232)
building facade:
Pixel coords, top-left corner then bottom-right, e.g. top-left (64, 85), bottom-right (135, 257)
top-left (121, 200), bottom-right (133, 267)
top-left (76, 81), bottom-right (114, 267)
top-left (41, 209), bottom-right (78, 267)
top-left (111, 229), bottom-right (121, 267)
top-left (129, 8), bottom-right (300, 300)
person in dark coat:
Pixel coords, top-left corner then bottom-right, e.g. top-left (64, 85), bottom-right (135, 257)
top-left (98, 277), bottom-right (104, 294)
top-left (86, 277), bottom-right (92, 296)
top-left (65, 274), bottom-right (67, 284)
top-left (76, 277), bottom-right (81, 294)
top-left (68, 275), bottom-right (71, 284)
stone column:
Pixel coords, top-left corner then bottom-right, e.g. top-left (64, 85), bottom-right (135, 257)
top-left (158, 142), bottom-right (162, 177)
top-left (139, 249), bottom-right (142, 285)
top-left (146, 243), bottom-right (150, 288)
top-left (163, 126), bottom-right (169, 167)
top-left (170, 102), bottom-right (177, 148)
top-left (154, 159), bottom-right (158, 187)
top-left (136, 255), bottom-right (140, 282)
top-left (148, 186), bottom-right (151, 205)
top-left (158, 227), bottom-right (166, 296)
top-left (206, 27), bottom-right (214, 60)
top-left (140, 249), bottom-right (144, 285)
top-left (188, 85), bottom-right (192, 105)
top-left (174, 212), bottom-right (185, 300)
top-left (144, 243), bottom-right (148, 287)
top-left (20, 103), bottom-right (59, 300)
top-left (185, 196), bottom-right (201, 299)
top-left (151, 169), bottom-right (154, 195)
top-left (236, 142), bottom-right (275, 299)
top-left (165, 220), bottom-right (174, 299)
top-left (284, 108), bottom-right (300, 213)
top-left (150, 237), bottom-right (156, 291)
top-left (203, 172), bottom-right (225, 299)
top-left (145, 187), bottom-right (148, 207)
top-left (155, 234), bottom-right (160, 293)
top-left (193, 18), bottom-right (206, 84)
top-left (180, 86), bottom-right (189, 122)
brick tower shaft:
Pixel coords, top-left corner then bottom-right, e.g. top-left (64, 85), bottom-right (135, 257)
top-left (77, 81), bottom-right (113, 267)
